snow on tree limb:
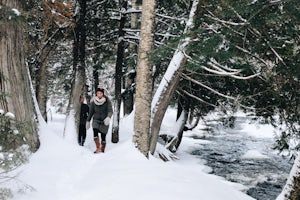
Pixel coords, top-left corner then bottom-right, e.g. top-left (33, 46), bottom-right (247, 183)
top-left (185, 54), bottom-right (261, 80)
top-left (151, 0), bottom-right (199, 114)
top-left (149, 0), bottom-right (199, 155)
top-left (204, 13), bottom-right (249, 26)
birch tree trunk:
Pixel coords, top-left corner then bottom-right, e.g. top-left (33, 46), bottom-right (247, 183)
top-left (149, 0), bottom-right (200, 154)
top-left (0, 0), bottom-right (39, 151)
top-left (133, 0), bottom-right (156, 157)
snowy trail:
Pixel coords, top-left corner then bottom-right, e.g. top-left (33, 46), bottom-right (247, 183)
top-left (12, 111), bottom-right (256, 200)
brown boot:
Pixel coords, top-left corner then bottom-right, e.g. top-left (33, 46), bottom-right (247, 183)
top-left (101, 141), bottom-right (106, 153)
top-left (94, 137), bottom-right (101, 153)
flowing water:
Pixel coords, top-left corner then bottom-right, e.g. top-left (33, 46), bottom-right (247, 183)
top-left (189, 116), bottom-right (293, 200)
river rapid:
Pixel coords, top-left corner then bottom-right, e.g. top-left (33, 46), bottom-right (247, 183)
top-left (188, 115), bottom-right (293, 200)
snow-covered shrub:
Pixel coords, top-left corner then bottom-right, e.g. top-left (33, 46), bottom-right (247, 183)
top-left (0, 188), bottom-right (13, 200)
top-left (0, 111), bottom-right (31, 169)
top-left (0, 110), bottom-right (32, 200)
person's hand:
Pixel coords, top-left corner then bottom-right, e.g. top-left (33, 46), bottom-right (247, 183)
top-left (104, 117), bottom-right (111, 126)
top-left (86, 121), bottom-right (90, 130)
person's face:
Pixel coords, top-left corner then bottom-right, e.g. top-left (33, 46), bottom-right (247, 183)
top-left (80, 97), bottom-right (84, 103)
top-left (96, 91), bottom-right (104, 99)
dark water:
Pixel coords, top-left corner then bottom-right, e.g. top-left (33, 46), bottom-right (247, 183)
top-left (189, 117), bottom-right (293, 200)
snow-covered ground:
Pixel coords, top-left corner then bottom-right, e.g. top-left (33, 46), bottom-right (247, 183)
top-left (8, 108), bottom-right (276, 200)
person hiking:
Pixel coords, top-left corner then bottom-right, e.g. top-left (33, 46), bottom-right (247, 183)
top-left (78, 95), bottom-right (89, 146)
top-left (86, 87), bottom-right (113, 153)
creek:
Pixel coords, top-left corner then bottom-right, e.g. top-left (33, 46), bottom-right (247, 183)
top-left (189, 116), bottom-right (293, 200)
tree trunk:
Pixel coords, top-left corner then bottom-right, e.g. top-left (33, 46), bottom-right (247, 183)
top-left (64, 0), bottom-right (87, 141)
top-left (149, 0), bottom-right (200, 155)
top-left (93, 69), bottom-right (99, 93)
top-left (174, 95), bottom-right (190, 150)
top-left (0, 0), bottom-right (39, 151)
top-left (123, 0), bottom-right (139, 115)
top-left (133, 0), bottom-right (156, 157)
top-left (277, 153), bottom-right (300, 200)
top-left (35, 45), bottom-right (50, 122)
top-left (77, 0), bottom-right (87, 115)
top-left (149, 68), bottom-right (184, 154)
top-left (112, 0), bottom-right (128, 143)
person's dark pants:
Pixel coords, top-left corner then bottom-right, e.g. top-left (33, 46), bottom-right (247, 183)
top-left (93, 128), bottom-right (106, 142)
top-left (78, 124), bottom-right (86, 146)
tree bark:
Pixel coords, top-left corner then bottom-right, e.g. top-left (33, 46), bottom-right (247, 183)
top-left (64, 0), bottom-right (87, 141)
top-left (174, 95), bottom-right (190, 150)
top-left (93, 69), bottom-right (99, 92)
top-left (277, 153), bottom-right (300, 200)
top-left (149, 68), bottom-right (184, 154)
top-left (123, 0), bottom-right (139, 115)
top-left (35, 45), bottom-right (50, 122)
top-left (133, 0), bottom-right (156, 157)
top-left (112, 0), bottom-right (128, 143)
top-left (0, 0), bottom-right (39, 151)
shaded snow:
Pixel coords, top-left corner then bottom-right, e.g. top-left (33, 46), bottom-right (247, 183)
top-left (9, 108), bottom-right (255, 200)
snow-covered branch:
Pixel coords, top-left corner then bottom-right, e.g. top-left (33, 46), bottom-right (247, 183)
top-left (204, 13), bottom-right (249, 26)
top-left (124, 8), bottom-right (141, 14)
top-left (207, 60), bottom-right (260, 80)
top-left (186, 54), bottom-right (260, 79)
top-left (209, 58), bottom-right (240, 72)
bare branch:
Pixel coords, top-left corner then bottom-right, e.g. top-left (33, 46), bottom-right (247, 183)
top-left (178, 89), bottom-right (217, 108)
top-left (234, 45), bottom-right (269, 66)
top-left (181, 73), bottom-right (236, 100)
top-left (265, 40), bottom-right (287, 66)
top-left (156, 13), bottom-right (186, 21)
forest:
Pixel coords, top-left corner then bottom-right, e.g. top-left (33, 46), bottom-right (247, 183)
top-left (0, 0), bottom-right (299, 199)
